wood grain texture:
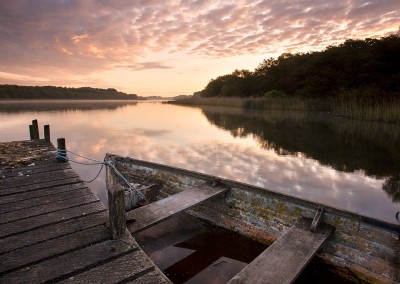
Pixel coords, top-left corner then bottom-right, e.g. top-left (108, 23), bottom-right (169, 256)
top-left (0, 187), bottom-right (92, 214)
top-left (0, 225), bottom-right (111, 274)
top-left (0, 239), bottom-right (137, 283)
top-left (126, 185), bottom-right (228, 233)
top-left (59, 250), bottom-right (156, 284)
top-left (0, 182), bottom-right (87, 205)
top-left (227, 218), bottom-right (334, 284)
top-left (0, 176), bottom-right (82, 196)
top-left (0, 140), bottom-right (168, 283)
top-left (0, 201), bottom-right (105, 238)
top-left (0, 193), bottom-right (99, 224)
top-left (0, 211), bottom-right (108, 254)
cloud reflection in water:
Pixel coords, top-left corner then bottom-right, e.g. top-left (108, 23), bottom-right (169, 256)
top-left (0, 101), bottom-right (397, 224)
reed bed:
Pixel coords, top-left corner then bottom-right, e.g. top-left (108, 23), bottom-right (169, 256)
top-left (172, 96), bottom-right (400, 123)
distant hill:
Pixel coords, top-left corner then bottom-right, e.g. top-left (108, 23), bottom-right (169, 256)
top-left (0, 85), bottom-right (139, 100)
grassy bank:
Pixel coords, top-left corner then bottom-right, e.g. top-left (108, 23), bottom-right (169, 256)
top-left (171, 96), bottom-right (400, 123)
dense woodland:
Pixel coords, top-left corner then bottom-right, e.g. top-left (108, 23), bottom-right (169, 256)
top-left (0, 85), bottom-right (139, 100)
top-left (199, 32), bottom-right (400, 100)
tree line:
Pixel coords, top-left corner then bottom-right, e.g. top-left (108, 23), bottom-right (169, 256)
top-left (0, 85), bottom-right (139, 100)
top-left (199, 31), bottom-right (400, 100)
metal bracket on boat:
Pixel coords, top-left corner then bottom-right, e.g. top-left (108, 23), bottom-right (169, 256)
top-left (310, 205), bottom-right (325, 232)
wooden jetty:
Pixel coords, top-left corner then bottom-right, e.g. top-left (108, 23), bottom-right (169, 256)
top-left (0, 138), bottom-right (170, 283)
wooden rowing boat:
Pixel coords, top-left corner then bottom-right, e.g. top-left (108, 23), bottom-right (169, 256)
top-left (106, 153), bottom-right (400, 284)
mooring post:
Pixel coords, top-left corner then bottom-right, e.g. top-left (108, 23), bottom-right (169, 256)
top-left (44, 125), bottom-right (50, 142)
top-left (32, 119), bottom-right (39, 140)
top-left (56, 138), bottom-right (67, 162)
top-left (29, 124), bottom-right (34, 140)
top-left (106, 154), bottom-right (126, 239)
top-left (108, 184), bottom-right (126, 239)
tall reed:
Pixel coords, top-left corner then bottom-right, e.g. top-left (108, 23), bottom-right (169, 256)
top-left (171, 96), bottom-right (400, 123)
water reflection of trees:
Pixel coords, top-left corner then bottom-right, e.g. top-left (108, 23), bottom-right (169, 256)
top-left (383, 177), bottom-right (400, 202)
top-left (202, 107), bottom-right (400, 202)
top-left (0, 100), bottom-right (137, 113)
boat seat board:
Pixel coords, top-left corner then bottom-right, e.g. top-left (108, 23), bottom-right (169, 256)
top-left (227, 218), bottom-right (334, 284)
top-left (126, 184), bottom-right (229, 233)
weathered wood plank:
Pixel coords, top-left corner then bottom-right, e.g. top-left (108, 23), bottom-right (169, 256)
top-left (0, 193), bottom-right (99, 224)
top-left (0, 164), bottom-right (72, 179)
top-left (0, 162), bottom-right (71, 179)
top-left (0, 238), bottom-right (137, 283)
top-left (0, 169), bottom-right (78, 189)
top-left (59, 250), bottom-right (155, 284)
top-left (126, 270), bottom-right (171, 284)
top-left (126, 185), bottom-right (228, 233)
top-left (0, 158), bottom-right (59, 174)
top-left (0, 187), bottom-right (92, 214)
top-left (0, 176), bottom-right (82, 196)
top-left (227, 218), bottom-right (334, 284)
top-left (0, 225), bottom-right (111, 274)
top-left (0, 182), bottom-right (87, 205)
top-left (0, 201), bottom-right (105, 238)
top-left (0, 211), bottom-right (108, 254)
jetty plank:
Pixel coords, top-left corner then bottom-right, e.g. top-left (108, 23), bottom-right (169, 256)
top-left (0, 238), bottom-right (137, 283)
top-left (0, 211), bottom-right (108, 255)
top-left (0, 193), bottom-right (99, 224)
top-left (0, 182), bottom-right (87, 205)
top-left (227, 218), bottom-right (334, 284)
top-left (0, 187), bottom-right (92, 214)
top-left (126, 270), bottom-right (171, 284)
top-left (0, 176), bottom-right (82, 196)
top-left (0, 225), bottom-right (111, 274)
top-left (0, 162), bottom-right (71, 178)
top-left (0, 169), bottom-right (79, 189)
top-left (126, 184), bottom-right (229, 233)
top-left (0, 201), bottom-right (105, 238)
top-left (59, 250), bottom-right (156, 284)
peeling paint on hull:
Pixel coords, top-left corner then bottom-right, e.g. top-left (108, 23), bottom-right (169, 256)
top-left (109, 154), bottom-right (400, 284)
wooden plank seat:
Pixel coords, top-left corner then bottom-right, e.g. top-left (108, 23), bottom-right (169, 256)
top-left (126, 184), bottom-right (229, 233)
top-left (228, 218), bottom-right (334, 284)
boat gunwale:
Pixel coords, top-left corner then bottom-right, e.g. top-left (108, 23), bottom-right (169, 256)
top-left (108, 153), bottom-right (400, 231)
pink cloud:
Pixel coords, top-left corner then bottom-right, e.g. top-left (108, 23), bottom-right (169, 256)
top-left (0, 0), bottom-right (398, 87)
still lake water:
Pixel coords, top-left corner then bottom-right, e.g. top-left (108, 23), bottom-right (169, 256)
top-left (1, 100), bottom-right (399, 224)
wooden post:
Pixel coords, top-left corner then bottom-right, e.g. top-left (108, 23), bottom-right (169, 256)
top-left (32, 119), bottom-right (39, 140)
top-left (29, 125), bottom-right (34, 140)
top-left (108, 185), bottom-right (126, 239)
top-left (57, 138), bottom-right (67, 162)
top-left (106, 154), bottom-right (126, 239)
top-left (44, 125), bottom-right (50, 142)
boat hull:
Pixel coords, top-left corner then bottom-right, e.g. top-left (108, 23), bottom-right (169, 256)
top-left (109, 154), bottom-right (400, 283)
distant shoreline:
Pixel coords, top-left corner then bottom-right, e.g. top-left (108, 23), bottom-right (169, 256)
top-left (0, 84), bottom-right (139, 100)
top-left (0, 98), bottom-right (142, 101)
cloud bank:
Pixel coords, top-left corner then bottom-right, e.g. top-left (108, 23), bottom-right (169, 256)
top-left (0, 0), bottom-right (398, 92)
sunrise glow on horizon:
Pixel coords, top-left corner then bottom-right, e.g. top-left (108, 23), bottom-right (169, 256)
top-left (0, 0), bottom-right (399, 97)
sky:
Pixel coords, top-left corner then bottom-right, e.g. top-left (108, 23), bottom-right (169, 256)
top-left (0, 0), bottom-right (399, 97)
